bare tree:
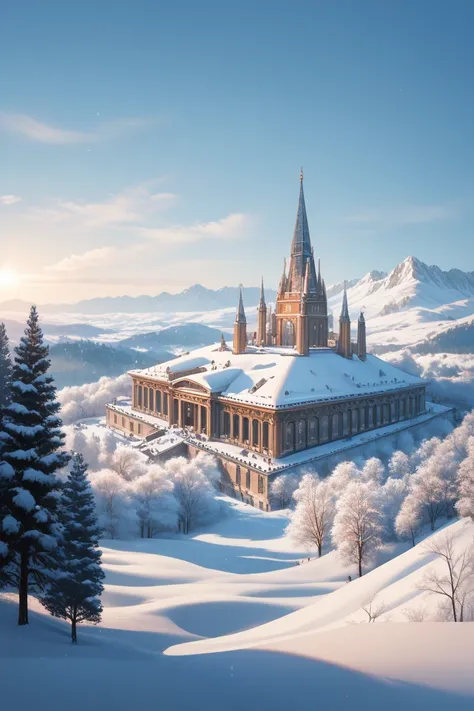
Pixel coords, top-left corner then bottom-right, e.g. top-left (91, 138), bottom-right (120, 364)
top-left (395, 494), bottom-right (423, 547)
top-left (110, 446), bottom-right (148, 481)
top-left (361, 595), bottom-right (386, 622)
top-left (332, 480), bottom-right (383, 577)
top-left (287, 475), bottom-right (335, 557)
top-left (270, 474), bottom-right (299, 509)
top-left (419, 533), bottom-right (474, 622)
top-left (402, 605), bottom-right (428, 622)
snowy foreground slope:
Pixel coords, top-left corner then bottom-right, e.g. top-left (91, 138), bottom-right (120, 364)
top-left (1, 500), bottom-right (474, 711)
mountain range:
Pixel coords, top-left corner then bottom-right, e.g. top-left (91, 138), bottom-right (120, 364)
top-left (2, 255), bottom-right (474, 359)
top-left (0, 284), bottom-right (278, 315)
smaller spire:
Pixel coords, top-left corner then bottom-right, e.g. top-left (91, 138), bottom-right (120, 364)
top-left (358, 310), bottom-right (365, 322)
top-left (236, 285), bottom-right (246, 324)
top-left (340, 281), bottom-right (350, 321)
top-left (300, 166), bottom-right (304, 182)
top-left (278, 258), bottom-right (287, 295)
top-left (259, 277), bottom-right (266, 308)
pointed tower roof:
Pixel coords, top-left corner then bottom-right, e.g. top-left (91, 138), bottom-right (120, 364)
top-left (258, 277), bottom-right (266, 309)
top-left (340, 281), bottom-right (350, 321)
top-left (303, 258), bottom-right (310, 296)
top-left (278, 258), bottom-right (287, 295)
top-left (236, 285), bottom-right (246, 324)
top-left (358, 310), bottom-right (365, 322)
top-left (286, 171), bottom-right (318, 294)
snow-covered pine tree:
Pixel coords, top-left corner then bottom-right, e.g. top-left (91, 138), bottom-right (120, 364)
top-left (0, 322), bottom-right (12, 413)
top-left (0, 306), bottom-right (69, 624)
top-left (41, 452), bottom-right (104, 643)
top-left (0, 322), bottom-right (13, 583)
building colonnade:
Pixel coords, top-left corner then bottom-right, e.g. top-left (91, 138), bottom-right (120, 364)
top-left (131, 377), bottom-right (426, 459)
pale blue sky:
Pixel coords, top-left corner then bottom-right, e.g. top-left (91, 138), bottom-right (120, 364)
top-left (1, 0), bottom-right (473, 301)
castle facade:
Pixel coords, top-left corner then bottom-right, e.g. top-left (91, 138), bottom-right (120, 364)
top-left (106, 173), bottom-right (428, 509)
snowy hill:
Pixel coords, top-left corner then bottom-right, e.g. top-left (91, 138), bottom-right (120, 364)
top-left (118, 323), bottom-right (230, 353)
top-left (2, 501), bottom-right (474, 710)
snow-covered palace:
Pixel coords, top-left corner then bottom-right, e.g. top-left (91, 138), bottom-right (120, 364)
top-left (106, 173), bottom-right (431, 509)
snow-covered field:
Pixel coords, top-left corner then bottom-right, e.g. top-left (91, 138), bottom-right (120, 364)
top-left (2, 500), bottom-right (474, 710)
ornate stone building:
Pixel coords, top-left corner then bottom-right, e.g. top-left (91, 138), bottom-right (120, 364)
top-left (106, 172), bottom-right (429, 509)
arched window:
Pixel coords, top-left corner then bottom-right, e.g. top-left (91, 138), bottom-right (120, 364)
top-left (284, 422), bottom-right (295, 451)
top-left (351, 408), bottom-right (359, 433)
top-left (236, 465), bottom-right (241, 486)
top-left (375, 405), bottom-right (381, 426)
top-left (242, 417), bottom-right (250, 442)
top-left (143, 387), bottom-right (148, 409)
top-left (245, 470), bottom-right (251, 489)
top-left (137, 386), bottom-right (143, 408)
top-left (400, 399), bottom-right (406, 419)
top-left (262, 422), bottom-right (269, 450)
top-left (163, 393), bottom-right (168, 416)
top-left (390, 401), bottom-right (396, 421)
top-left (156, 390), bottom-right (161, 413)
top-left (258, 476), bottom-right (265, 494)
top-left (149, 389), bottom-right (154, 412)
top-left (383, 403), bottom-right (390, 423)
top-left (342, 411), bottom-right (349, 436)
top-left (309, 418), bottom-right (318, 444)
top-left (223, 411), bottom-right (231, 436)
top-left (283, 320), bottom-right (295, 347)
top-left (367, 406), bottom-right (374, 428)
top-left (134, 384), bottom-right (138, 406)
top-left (233, 414), bottom-right (240, 439)
top-left (320, 416), bottom-right (329, 442)
top-left (420, 393), bottom-right (426, 412)
top-left (297, 419), bottom-right (306, 447)
top-left (359, 407), bottom-right (366, 430)
top-left (252, 419), bottom-right (259, 446)
top-left (332, 413), bottom-right (340, 439)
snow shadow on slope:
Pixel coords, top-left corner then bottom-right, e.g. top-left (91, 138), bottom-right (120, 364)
top-left (2, 635), bottom-right (473, 711)
top-left (102, 538), bottom-right (299, 576)
top-left (166, 600), bottom-right (294, 638)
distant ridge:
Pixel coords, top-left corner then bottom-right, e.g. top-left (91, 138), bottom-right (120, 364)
top-left (0, 284), bottom-right (278, 315)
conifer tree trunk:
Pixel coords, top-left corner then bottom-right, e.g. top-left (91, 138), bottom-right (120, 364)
top-left (72, 607), bottom-right (77, 644)
top-left (18, 548), bottom-right (29, 626)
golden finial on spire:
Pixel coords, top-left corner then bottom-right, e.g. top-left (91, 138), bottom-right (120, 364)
top-left (300, 167), bottom-right (304, 182)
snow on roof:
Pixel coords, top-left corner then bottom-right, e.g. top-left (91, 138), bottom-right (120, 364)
top-left (130, 342), bottom-right (425, 409)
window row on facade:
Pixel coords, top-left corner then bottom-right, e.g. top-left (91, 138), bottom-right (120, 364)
top-left (134, 383), bottom-right (169, 417)
top-left (280, 392), bottom-right (425, 455)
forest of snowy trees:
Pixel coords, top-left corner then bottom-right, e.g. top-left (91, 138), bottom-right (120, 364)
top-left (282, 410), bottom-right (474, 575)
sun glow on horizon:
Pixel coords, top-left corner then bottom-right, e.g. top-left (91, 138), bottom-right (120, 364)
top-left (0, 268), bottom-right (20, 288)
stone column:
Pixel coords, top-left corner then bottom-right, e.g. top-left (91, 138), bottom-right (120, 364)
top-left (230, 410), bottom-right (234, 438)
top-left (178, 398), bottom-right (182, 427)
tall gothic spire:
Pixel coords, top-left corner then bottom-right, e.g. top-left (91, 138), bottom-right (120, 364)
top-left (286, 171), bottom-right (318, 294)
top-left (233, 286), bottom-right (247, 354)
top-left (340, 281), bottom-right (350, 321)
top-left (257, 277), bottom-right (267, 346)
top-left (259, 277), bottom-right (266, 308)
top-left (236, 286), bottom-right (246, 324)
